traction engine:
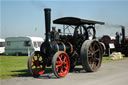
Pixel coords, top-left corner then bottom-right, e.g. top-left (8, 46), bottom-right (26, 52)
top-left (28, 8), bottom-right (105, 78)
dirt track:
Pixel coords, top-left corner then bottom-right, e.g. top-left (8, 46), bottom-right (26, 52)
top-left (1, 60), bottom-right (128, 85)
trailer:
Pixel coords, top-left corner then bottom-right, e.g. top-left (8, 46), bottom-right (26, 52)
top-left (5, 36), bottom-right (44, 56)
top-left (0, 39), bottom-right (5, 54)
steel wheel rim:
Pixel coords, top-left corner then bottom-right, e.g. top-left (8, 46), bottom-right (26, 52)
top-left (55, 53), bottom-right (70, 77)
top-left (30, 53), bottom-right (45, 75)
top-left (88, 41), bottom-right (102, 71)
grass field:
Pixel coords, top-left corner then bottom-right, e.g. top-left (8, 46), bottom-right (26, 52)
top-left (0, 55), bottom-right (128, 79)
top-left (0, 56), bottom-right (28, 79)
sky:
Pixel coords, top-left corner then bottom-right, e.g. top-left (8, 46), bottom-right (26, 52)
top-left (1, 0), bottom-right (128, 39)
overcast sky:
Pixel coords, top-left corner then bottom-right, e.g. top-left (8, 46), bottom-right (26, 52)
top-left (1, 0), bottom-right (128, 39)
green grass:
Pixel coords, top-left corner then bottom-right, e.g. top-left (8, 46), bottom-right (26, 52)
top-left (0, 55), bottom-right (128, 79)
top-left (0, 56), bottom-right (29, 79)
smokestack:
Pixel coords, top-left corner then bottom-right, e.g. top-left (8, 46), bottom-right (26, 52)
top-left (121, 25), bottom-right (125, 43)
top-left (44, 8), bottom-right (51, 42)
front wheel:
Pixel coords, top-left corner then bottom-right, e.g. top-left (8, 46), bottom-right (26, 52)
top-left (52, 51), bottom-right (70, 78)
top-left (28, 51), bottom-right (45, 77)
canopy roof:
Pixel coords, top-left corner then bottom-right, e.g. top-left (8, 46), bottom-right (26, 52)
top-left (53, 17), bottom-right (105, 25)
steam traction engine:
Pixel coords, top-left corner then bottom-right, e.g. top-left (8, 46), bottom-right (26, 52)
top-left (28, 8), bottom-right (105, 78)
top-left (100, 26), bottom-right (128, 56)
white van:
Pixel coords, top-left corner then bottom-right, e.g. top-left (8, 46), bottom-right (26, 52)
top-left (5, 36), bottom-right (44, 56)
top-left (0, 39), bottom-right (5, 54)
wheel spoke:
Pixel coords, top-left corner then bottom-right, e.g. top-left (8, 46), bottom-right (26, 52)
top-left (64, 57), bottom-right (66, 62)
top-left (59, 57), bottom-right (62, 62)
top-left (92, 42), bottom-right (96, 51)
top-left (56, 64), bottom-right (62, 68)
top-left (89, 45), bottom-right (93, 52)
top-left (88, 51), bottom-right (91, 55)
top-left (31, 64), bottom-right (35, 68)
top-left (38, 65), bottom-right (42, 69)
top-left (60, 68), bottom-right (64, 73)
top-left (88, 57), bottom-right (93, 64)
top-left (56, 61), bottom-right (61, 65)
top-left (89, 61), bottom-right (93, 68)
top-left (64, 66), bottom-right (68, 70)
top-left (94, 49), bottom-right (100, 54)
top-left (60, 55), bottom-right (63, 58)
top-left (35, 66), bottom-right (37, 70)
top-left (32, 69), bottom-right (36, 74)
top-left (33, 56), bottom-right (35, 61)
top-left (95, 58), bottom-right (100, 61)
top-left (37, 54), bottom-right (40, 60)
top-left (31, 60), bottom-right (34, 63)
top-left (63, 57), bottom-right (67, 64)
top-left (92, 62), bottom-right (96, 69)
top-left (88, 53), bottom-right (92, 58)
top-left (56, 68), bottom-right (59, 72)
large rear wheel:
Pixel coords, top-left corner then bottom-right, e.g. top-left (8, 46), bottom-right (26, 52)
top-left (52, 51), bottom-right (70, 78)
top-left (81, 40), bottom-right (102, 72)
top-left (28, 51), bottom-right (45, 77)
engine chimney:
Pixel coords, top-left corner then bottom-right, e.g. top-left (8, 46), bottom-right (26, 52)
top-left (121, 25), bottom-right (125, 43)
top-left (44, 8), bottom-right (51, 42)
